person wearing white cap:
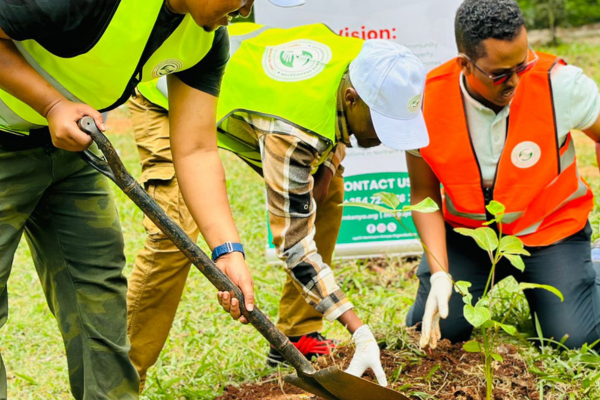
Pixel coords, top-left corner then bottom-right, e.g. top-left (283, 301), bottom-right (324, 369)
top-left (130, 21), bottom-right (427, 388)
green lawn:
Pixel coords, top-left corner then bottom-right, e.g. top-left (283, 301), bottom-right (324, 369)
top-left (4, 41), bottom-right (600, 399)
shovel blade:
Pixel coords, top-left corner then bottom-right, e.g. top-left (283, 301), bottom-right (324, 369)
top-left (284, 373), bottom-right (339, 400)
top-left (314, 367), bottom-right (411, 400)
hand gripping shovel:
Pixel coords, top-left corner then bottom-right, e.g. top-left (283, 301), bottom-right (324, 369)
top-left (77, 116), bottom-right (409, 400)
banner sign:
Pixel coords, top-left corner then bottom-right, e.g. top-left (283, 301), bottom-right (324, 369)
top-left (258, 0), bottom-right (462, 260)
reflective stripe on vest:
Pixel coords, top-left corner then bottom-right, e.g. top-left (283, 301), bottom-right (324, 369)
top-left (0, 0), bottom-right (213, 135)
top-left (422, 53), bottom-right (593, 246)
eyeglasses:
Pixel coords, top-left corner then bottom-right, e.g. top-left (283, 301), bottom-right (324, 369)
top-left (461, 47), bottom-right (539, 86)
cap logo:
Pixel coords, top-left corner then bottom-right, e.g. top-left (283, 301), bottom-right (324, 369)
top-left (263, 39), bottom-right (332, 82)
top-left (152, 59), bottom-right (183, 78)
top-left (407, 94), bottom-right (422, 113)
top-left (511, 141), bottom-right (541, 168)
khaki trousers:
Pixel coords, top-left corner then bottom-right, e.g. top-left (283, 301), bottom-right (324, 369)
top-left (126, 94), bottom-right (200, 390)
top-left (126, 92), bottom-right (344, 391)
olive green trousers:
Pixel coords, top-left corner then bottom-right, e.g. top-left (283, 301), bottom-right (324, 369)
top-left (0, 143), bottom-right (139, 399)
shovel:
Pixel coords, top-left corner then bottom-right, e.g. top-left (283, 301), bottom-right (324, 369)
top-left (77, 116), bottom-right (409, 400)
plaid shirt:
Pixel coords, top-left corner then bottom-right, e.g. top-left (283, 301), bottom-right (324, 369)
top-left (219, 79), bottom-right (352, 322)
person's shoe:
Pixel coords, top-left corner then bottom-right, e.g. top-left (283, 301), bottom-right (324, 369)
top-left (267, 332), bottom-right (336, 367)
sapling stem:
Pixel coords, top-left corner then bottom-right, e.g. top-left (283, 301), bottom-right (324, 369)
top-left (392, 211), bottom-right (468, 297)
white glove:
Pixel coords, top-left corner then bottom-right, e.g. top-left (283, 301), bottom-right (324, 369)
top-left (344, 325), bottom-right (387, 387)
top-left (420, 271), bottom-right (453, 349)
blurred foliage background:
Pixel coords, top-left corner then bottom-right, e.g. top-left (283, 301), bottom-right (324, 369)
top-left (518, 0), bottom-right (600, 29)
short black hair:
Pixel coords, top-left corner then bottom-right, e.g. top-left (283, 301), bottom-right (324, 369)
top-left (455, 0), bottom-right (525, 60)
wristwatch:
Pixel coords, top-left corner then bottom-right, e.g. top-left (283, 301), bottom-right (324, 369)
top-left (211, 241), bottom-right (245, 261)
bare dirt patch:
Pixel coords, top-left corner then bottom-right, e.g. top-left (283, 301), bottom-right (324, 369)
top-left (217, 331), bottom-right (537, 400)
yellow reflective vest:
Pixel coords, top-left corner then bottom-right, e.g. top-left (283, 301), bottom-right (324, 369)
top-left (0, 0), bottom-right (214, 135)
top-left (138, 22), bottom-right (364, 168)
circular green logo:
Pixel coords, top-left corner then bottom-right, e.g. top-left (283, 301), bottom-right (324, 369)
top-left (152, 59), bottom-right (183, 78)
top-left (511, 141), bottom-right (541, 168)
top-left (263, 40), bottom-right (332, 82)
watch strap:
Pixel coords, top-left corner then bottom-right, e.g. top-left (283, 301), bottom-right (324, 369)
top-left (212, 241), bottom-right (245, 261)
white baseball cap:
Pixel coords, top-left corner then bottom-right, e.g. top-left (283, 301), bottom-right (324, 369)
top-left (349, 40), bottom-right (429, 150)
top-left (268, 0), bottom-right (305, 7)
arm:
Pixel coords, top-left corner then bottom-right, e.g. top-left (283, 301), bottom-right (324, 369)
top-left (582, 113), bottom-right (600, 171)
top-left (406, 152), bottom-right (453, 349)
top-left (406, 152), bottom-right (449, 273)
top-left (167, 74), bottom-right (254, 318)
top-left (313, 144), bottom-right (346, 204)
top-left (262, 131), bottom-right (386, 384)
top-left (0, 27), bottom-right (104, 150)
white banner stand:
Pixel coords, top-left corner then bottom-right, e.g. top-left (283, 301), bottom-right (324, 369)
top-left (256, 0), bottom-right (462, 262)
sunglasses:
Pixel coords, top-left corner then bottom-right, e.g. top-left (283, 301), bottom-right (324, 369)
top-left (462, 47), bottom-right (539, 86)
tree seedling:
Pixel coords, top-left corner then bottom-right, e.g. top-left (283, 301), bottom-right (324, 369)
top-left (342, 195), bottom-right (564, 399)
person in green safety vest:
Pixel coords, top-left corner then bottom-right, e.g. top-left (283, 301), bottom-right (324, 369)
top-left (0, 1), bottom-right (302, 398)
top-left (131, 22), bottom-right (429, 387)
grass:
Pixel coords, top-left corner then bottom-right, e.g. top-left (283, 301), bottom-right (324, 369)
top-left (4, 41), bottom-right (600, 399)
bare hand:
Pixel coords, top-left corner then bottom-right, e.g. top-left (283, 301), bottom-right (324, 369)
top-left (216, 252), bottom-right (255, 324)
top-left (45, 99), bottom-right (105, 151)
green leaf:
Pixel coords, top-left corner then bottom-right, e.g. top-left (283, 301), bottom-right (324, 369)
top-left (496, 322), bottom-right (517, 336)
top-left (425, 364), bottom-right (441, 381)
top-left (491, 353), bottom-right (504, 362)
top-left (504, 254), bottom-right (525, 272)
top-left (374, 192), bottom-right (400, 210)
top-left (14, 373), bottom-right (39, 385)
top-left (519, 282), bottom-right (564, 302)
top-left (454, 280), bottom-right (471, 294)
top-left (498, 235), bottom-right (530, 256)
top-left (341, 202), bottom-right (393, 214)
top-left (475, 297), bottom-right (490, 308)
top-left (486, 200), bottom-right (506, 216)
top-left (404, 197), bottom-right (439, 214)
top-left (463, 340), bottom-right (482, 353)
top-left (454, 280), bottom-right (472, 305)
top-left (454, 227), bottom-right (498, 251)
top-left (481, 319), bottom-right (495, 329)
top-left (463, 304), bottom-right (491, 328)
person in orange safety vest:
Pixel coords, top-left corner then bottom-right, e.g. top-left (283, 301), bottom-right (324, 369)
top-left (405, 0), bottom-right (600, 350)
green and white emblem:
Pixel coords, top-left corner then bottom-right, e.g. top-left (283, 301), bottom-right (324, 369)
top-left (262, 39), bottom-right (332, 82)
top-left (511, 141), bottom-right (541, 168)
top-left (153, 59), bottom-right (183, 78)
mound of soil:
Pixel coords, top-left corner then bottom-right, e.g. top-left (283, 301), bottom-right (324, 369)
top-left (216, 331), bottom-right (538, 400)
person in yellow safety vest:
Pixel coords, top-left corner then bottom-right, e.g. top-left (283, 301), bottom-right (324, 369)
top-left (0, 0), bottom-right (307, 398)
top-left (406, 0), bottom-right (600, 350)
top-left (130, 22), bottom-right (429, 387)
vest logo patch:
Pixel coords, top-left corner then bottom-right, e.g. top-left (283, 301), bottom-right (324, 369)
top-left (262, 40), bottom-right (332, 82)
top-left (511, 141), bottom-right (541, 169)
top-left (153, 59), bottom-right (183, 78)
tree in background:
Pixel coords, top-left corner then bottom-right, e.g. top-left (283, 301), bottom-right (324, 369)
top-left (519, 0), bottom-right (600, 43)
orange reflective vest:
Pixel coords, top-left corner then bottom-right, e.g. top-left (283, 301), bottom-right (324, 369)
top-left (421, 53), bottom-right (593, 246)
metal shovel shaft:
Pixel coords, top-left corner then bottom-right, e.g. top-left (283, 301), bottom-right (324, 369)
top-left (77, 117), bottom-right (340, 400)
top-left (78, 117), bottom-right (411, 400)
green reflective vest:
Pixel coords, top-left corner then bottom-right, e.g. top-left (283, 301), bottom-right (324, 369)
top-left (138, 22), bottom-right (365, 168)
top-left (0, 0), bottom-right (214, 135)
